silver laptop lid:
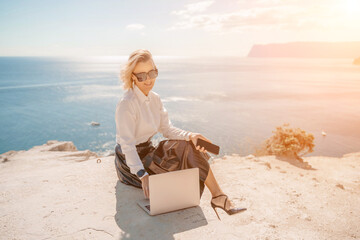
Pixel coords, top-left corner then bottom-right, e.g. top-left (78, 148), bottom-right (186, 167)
top-left (149, 167), bottom-right (200, 215)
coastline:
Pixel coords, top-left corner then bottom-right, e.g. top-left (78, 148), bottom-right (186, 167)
top-left (0, 140), bottom-right (359, 239)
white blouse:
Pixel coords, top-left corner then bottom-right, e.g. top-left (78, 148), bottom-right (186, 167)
top-left (115, 84), bottom-right (192, 175)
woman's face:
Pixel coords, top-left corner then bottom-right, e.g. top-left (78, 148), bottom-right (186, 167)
top-left (131, 59), bottom-right (157, 96)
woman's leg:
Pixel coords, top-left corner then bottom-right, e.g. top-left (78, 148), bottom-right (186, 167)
top-left (204, 166), bottom-right (235, 209)
top-left (204, 167), bottom-right (224, 197)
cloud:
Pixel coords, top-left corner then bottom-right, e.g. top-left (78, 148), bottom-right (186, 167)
top-left (126, 24), bottom-right (145, 30)
top-left (171, 1), bottom-right (215, 16)
top-left (168, 0), bottom-right (347, 33)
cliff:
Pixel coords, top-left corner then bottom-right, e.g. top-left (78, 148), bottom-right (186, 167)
top-left (0, 140), bottom-right (359, 239)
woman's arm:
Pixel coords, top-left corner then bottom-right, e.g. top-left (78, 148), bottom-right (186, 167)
top-left (158, 97), bottom-right (192, 141)
top-left (115, 100), bottom-right (145, 175)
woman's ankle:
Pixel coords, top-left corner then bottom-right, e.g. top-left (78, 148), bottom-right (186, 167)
top-left (211, 191), bottom-right (225, 198)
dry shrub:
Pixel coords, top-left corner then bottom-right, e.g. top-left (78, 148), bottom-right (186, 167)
top-left (254, 123), bottom-right (315, 160)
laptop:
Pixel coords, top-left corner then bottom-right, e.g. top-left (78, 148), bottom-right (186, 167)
top-left (137, 167), bottom-right (200, 216)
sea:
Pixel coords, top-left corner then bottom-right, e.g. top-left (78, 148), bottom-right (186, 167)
top-left (0, 56), bottom-right (359, 158)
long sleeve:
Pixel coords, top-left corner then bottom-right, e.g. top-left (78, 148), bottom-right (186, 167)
top-left (115, 100), bottom-right (145, 175)
top-left (158, 97), bottom-right (192, 141)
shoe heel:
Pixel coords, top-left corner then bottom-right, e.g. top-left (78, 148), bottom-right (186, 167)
top-left (211, 203), bottom-right (221, 220)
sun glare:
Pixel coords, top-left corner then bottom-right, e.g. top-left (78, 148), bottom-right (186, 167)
top-left (345, 0), bottom-right (360, 15)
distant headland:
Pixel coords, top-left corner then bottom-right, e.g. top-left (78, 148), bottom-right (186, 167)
top-left (247, 41), bottom-right (360, 58)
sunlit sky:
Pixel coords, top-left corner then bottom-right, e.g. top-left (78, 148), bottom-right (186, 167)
top-left (1, 0), bottom-right (360, 57)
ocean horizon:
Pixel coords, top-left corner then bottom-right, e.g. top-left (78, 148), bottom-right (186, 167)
top-left (1, 56), bottom-right (359, 158)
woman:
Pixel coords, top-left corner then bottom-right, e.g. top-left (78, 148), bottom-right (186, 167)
top-left (114, 49), bottom-right (246, 220)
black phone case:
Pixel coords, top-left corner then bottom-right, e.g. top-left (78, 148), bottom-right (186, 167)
top-left (196, 138), bottom-right (220, 155)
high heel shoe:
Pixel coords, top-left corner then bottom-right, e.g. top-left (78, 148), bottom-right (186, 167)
top-left (210, 194), bottom-right (247, 220)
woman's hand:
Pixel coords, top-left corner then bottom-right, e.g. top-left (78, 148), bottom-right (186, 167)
top-left (141, 175), bottom-right (150, 199)
top-left (189, 132), bottom-right (212, 153)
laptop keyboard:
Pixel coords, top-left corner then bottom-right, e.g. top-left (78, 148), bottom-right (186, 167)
top-left (145, 205), bottom-right (150, 211)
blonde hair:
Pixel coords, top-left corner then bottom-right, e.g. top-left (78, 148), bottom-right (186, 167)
top-left (119, 49), bottom-right (156, 91)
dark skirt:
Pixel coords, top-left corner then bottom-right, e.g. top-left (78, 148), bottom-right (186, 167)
top-left (114, 139), bottom-right (211, 199)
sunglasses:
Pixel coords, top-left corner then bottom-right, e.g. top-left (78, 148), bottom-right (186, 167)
top-left (132, 69), bottom-right (158, 82)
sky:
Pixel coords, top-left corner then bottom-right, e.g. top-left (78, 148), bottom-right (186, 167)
top-left (0, 0), bottom-right (360, 57)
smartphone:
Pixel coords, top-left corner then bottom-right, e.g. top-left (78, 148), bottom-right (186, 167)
top-left (196, 138), bottom-right (220, 155)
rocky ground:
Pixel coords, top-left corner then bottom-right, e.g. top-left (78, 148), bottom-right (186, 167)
top-left (0, 140), bottom-right (359, 240)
